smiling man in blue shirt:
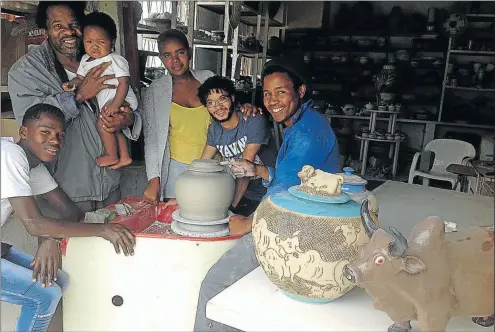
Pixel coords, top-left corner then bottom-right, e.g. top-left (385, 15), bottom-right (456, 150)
top-left (194, 56), bottom-right (340, 331)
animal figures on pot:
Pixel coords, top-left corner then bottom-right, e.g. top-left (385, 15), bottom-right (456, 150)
top-left (343, 200), bottom-right (494, 332)
top-left (252, 165), bottom-right (378, 303)
top-left (297, 165), bottom-right (344, 197)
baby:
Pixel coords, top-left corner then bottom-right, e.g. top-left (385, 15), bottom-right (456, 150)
top-left (63, 11), bottom-right (137, 169)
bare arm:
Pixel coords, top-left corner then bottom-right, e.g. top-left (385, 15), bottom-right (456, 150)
top-left (109, 77), bottom-right (130, 112)
top-left (39, 187), bottom-right (84, 223)
top-left (255, 164), bottom-right (270, 180)
top-left (8, 196), bottom-right (104, 238)
top-left (232, 144), bottom-right (261, 207)
top-left (201, 145), bottom-right (218, 159)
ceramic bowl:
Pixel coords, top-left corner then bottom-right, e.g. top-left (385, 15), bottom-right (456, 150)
top-left (386, 134), bottom-right (395, 140)
top-left (343, 107), bottom-right (356, 116)
top-left (365, 102), bottom-right (374, 110)
top-left (395, 134), bottom-right (401, 140)
top-left (368, 132), bottom-right (377, 139)
top-left (388, 105), bottom-right (396, 112)
top-left (359, 56), bottom-right (370, 65)
top-left (380, 93), bottom-right (396, 102)
top-left (376, 134), bottom-right (385, 140)
top-left (378, 105), bottom-right (387, 112)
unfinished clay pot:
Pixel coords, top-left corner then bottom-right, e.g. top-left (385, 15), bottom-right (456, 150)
top-left (175, 159), bottom-right (235, 221)
top-left (252, 165), bottom-right (377, 303)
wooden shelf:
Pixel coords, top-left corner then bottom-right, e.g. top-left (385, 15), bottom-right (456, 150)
top-left (193, 39), bottom-right (229, 48)
top-left (449, 50), bottom-right (495, 56)
top-left (325, 115), bottom-right (435, 124)
top-left (436, 122), bottom-right (495, 130)
top-left (196, 1), bottom-right (284, 27)
top-left (445, 86), bottom-right (495, 92)
top-left (354, 135), bottom-right (405, 143)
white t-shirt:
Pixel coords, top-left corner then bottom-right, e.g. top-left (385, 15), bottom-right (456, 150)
top-left (77, 53), bottom-right (138, 111)
top-left (1, 138), bottom-right (58, 226)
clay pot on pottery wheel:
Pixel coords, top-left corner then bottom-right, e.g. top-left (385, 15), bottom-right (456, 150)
top-left (252, 165), bottom-right (378, 303)
top-left (175, 159), bottom-right (235, 221)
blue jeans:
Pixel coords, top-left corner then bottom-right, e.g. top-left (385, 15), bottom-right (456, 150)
top-left (1, 247), bottom-right (69, 332)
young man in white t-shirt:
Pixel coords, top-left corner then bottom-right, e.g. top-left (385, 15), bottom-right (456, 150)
top-left (1, 103), bottom-right (136, 332)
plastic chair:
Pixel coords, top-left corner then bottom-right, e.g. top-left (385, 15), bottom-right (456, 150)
top-left (408, 139), bottom-right (476, 190)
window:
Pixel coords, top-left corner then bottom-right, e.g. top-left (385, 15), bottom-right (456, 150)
top-left (138, 1), bottom-right (188, 68)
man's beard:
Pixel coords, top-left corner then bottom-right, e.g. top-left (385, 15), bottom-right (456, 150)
top-left (50, 35), bottom-right (82, 59)
top-left (213, 105), bottom-right (235, 123)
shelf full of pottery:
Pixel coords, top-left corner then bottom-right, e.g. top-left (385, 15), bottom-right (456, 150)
top-left (355, 99), bottom-right (404, 178)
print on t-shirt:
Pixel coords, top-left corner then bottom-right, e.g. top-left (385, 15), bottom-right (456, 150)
top-left (206, 112), bottom-right (276, 201)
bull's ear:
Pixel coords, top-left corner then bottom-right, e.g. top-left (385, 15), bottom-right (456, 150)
top-left (401, 256), bottom-right (426, 274)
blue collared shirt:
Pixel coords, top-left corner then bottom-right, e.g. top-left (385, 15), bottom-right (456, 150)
top-left (262, 99), bottom-right (341, 200)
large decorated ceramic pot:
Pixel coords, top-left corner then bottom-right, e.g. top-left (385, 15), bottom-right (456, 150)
top-left (175, 159), bottom-right (235, 221)
top-left (252, 165), bottom-right (375, 303)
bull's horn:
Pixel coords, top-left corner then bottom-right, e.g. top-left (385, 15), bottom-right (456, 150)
top-left (388, 226), bottom-right (408, 257)
top-left (361, 199), bottom-right (379, 237)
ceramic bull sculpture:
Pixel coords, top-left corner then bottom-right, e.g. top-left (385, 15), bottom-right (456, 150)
top-left (343, 200), bottom-right (494, 332)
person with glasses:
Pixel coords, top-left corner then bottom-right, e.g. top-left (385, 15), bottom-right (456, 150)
top-left (199, 76), bottom-right (277, 216)
top-left (141, 30), bottom-right (261, 206)
top-left (194, 56), bottom-right (341, 331)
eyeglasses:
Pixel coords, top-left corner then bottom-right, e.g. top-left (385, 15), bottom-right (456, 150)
top-left (206, 95), bottom-right (231, 108)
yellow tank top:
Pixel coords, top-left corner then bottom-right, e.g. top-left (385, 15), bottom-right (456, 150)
top-left (169, 102), bottom-right (211, 164)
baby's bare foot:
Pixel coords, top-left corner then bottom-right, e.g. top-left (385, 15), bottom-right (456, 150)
top-left (96, 155), bottom-right (119, 167)
top-left (109, 156), bottom-right (132, 170)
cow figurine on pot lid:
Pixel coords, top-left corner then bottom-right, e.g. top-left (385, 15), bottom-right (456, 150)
top-left (343, 200), bottom-right (494, 332)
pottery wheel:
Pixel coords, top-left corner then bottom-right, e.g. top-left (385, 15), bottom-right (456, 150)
top-left (171, 220), bottom-right (230, 238)
top-left (171, 209), bottom-right (232, 238)
top-left (172, 210), bottom-right (233, 226)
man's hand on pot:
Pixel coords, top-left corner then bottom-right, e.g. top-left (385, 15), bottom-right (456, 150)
top-left (75, 62), bottom-right (116, 102)
top-left (99, 224), bottom-right (136, 256)
top-left (240, 103), bottom-right (263, 119)
top-left (230, 158), bottom-right (256, 177)
top-left (100, 100), bottom-right (135, 133)
top-left (31, 238), bottom-right (60, 288)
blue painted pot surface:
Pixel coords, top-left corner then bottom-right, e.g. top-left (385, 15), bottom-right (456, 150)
top-left (340, 167), bottom-right (368, 194)
top-left (281, 290), bottom-right (336, 304)
top-left (270, 190), bottom-right (361, 218)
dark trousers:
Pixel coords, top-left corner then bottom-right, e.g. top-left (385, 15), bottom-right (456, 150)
top-left (230, 196), bottom-right (260, 217)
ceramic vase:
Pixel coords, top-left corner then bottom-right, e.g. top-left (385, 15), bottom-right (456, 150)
top-left (175, 159), bottom-right (235, 221)
top-left (252, 170), bottom-right (373, 303)
top-left (338, 167), bottom-right (377, 206)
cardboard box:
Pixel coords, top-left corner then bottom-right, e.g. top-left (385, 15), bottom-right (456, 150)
top-left (1, 118), bottom-right (20, 142)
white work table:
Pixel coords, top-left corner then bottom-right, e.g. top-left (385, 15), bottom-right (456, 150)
top-left (206, 181), bottom-right (494, 331)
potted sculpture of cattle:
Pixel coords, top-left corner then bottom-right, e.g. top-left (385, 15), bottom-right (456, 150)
top-left (343, 200), bottom-right (494, 332)
top-left (252, 165), bottom-right (379, 303)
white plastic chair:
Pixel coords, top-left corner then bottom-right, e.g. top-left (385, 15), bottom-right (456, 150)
top-left (408, 139), bottom-right (476, 190)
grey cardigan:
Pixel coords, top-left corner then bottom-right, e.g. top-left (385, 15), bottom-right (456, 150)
top-left (141, 69), bottom-right (214, 195)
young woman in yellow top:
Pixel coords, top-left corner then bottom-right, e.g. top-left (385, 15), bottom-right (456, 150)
top-left (141, 29), bottom-right (260, 205)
